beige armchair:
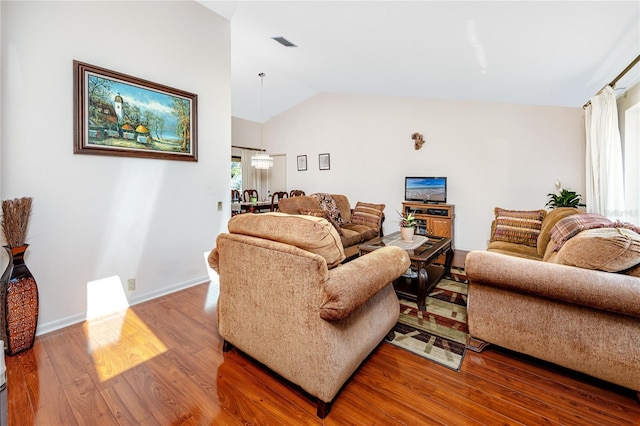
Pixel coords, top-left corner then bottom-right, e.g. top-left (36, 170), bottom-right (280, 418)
top-left (208, 212), bottom-right (410, 418)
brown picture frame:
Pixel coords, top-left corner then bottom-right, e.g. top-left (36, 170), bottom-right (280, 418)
top-left (73, 60), bottom-right (198, 161)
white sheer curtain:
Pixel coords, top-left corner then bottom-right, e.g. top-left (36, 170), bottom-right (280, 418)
top-left (585, 86), bottom-right (626, 219)
top-left (240, 149), bottom-right (267, 200)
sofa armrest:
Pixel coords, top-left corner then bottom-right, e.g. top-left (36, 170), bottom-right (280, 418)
top-left (320, 246), bottom-right (410, 320)
top-left (465, 250), bottom-right (640, 318)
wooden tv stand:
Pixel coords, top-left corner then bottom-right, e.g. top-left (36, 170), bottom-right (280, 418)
top-left (402, 201), bottom-right (455, 262)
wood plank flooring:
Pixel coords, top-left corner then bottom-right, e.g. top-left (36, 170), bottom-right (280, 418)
top-left (6, 280), bottom-right (640, 425)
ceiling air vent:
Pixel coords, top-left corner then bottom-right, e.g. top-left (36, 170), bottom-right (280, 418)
top-left (271, 36), bottom-right (297, 48)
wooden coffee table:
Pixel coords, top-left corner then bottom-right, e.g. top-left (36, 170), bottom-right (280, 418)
top-left (359, 232), bottom-right (453, 311)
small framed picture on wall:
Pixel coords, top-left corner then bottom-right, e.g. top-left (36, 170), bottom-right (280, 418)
top-left (297, 155), bottom-right (307, 171)
top-left (319, 153), bottom-right (330, 171)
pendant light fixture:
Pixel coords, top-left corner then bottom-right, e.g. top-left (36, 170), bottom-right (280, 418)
top-left (251, 72), bottom-right (274, 169)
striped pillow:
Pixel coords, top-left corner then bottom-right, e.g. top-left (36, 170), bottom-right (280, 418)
top-left (351, 202), bottom-right (385, 230)
top-left (491, 208), bottom-right (546, 248)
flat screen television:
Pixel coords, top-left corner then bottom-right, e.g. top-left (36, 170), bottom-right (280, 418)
top-left (405, 177), bottom-right (447, 203)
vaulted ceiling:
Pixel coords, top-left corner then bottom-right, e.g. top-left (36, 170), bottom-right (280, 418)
top-left (201, 1), bottom-right (640, 123)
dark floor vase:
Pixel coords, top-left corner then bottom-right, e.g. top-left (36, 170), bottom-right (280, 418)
top-left (0, 245), bottom-right (38, 356)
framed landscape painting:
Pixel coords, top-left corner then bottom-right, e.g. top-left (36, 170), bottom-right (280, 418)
top-left (73, 60), bottom-right (198, 161)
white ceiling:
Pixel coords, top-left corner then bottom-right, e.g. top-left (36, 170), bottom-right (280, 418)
top-left (200, 1), bottom-right (640, 123)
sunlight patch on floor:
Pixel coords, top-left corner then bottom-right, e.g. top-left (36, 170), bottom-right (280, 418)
top-left (85, 276), bottom-right (168, 382)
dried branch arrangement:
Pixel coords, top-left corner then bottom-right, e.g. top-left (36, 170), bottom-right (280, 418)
top-left (1, 197), bottom-right (33, 247)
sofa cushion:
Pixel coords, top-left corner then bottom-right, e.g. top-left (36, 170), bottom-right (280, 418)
top-left (537, 207), bottom-right (579, 257)
top-left (486, 241), bottom-right (540, 260)
top-left (490, 208), bottom-right (546, 248)
top-left (351, 202), bottom-right (385, 231)
top-left (554, 227), bottom-right (640, 272)
top-left (298, 208), bottom-right (344, 236)
top-left (342, 223), bottom-right (378, 243)
top-left (339, 227), bottom-right (364, 248)
top-left (227, 212), bottom-right (345, 268)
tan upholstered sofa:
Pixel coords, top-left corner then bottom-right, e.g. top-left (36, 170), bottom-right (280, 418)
top-left (278, 194), bottom-right (384, 259)
top-left (466, 207), bottom-right (640, 399)
top-left (208, 212), bottom-right (410, 418)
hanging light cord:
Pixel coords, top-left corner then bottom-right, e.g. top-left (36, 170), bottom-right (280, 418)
top-left (259, 72), bottom-right (265, 149)
top-left (251, 72), bottom-right (273, 170)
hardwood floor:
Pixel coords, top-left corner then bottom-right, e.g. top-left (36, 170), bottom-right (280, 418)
top-left (6, 280), bottom-right (640, 425)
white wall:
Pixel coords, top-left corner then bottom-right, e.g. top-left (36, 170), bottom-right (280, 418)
top-left (232, 117), bottom-right (261, 149)
top-left (0, 1), bottom-right (231, 333)
top-left (265, 93), bottom-right (585, 251)
top-left (618, 81), bottom-right (640, 146)
top-left (270, 154), bottom-right (287, 194)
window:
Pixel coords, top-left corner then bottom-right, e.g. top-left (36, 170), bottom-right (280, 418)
top-left (231, 155), bottom-right (242, 191)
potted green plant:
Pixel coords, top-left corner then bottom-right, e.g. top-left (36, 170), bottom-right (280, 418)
top-left (546, 188), bottom-right (585, 209)
top-left (398, 210), bottom-right (417, 242)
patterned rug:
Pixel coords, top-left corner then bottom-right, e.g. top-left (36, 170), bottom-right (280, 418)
top-left (386, 268), bottom-right (468, 371)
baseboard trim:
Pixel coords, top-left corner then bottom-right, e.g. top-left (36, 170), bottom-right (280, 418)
top-left (127, 276), bottom-right (209, 307)
top-left (36, 276), bottom-right (210, 336)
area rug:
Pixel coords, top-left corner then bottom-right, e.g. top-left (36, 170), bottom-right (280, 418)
top-left (386, 268), bottom-right (468, 371)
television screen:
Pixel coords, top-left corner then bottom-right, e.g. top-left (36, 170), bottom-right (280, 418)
top-left (405, 177), bottom-right (447, 203)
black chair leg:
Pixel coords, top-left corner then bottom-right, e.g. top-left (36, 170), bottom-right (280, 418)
top-left (316, 399), bottom-right (332, 419)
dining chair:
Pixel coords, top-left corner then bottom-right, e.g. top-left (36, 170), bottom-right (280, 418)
top-left (271, 191), bottom-right (288, 212)
top-left (231, 189), bottom-right (241, 202)
top-left (243, 189), bottom-right (259, 203)
top-left (290, 189), bottom-right (306, 197)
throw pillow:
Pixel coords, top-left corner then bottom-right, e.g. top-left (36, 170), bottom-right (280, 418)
top-left (311, 193), bottom-right (343, 226)
top-left (351, 202), bottom-right (385, 230)
top-left (299, 208), bottom-right (344, 236)
top-left (537, 207), bottom-right (579, 258)
top-left (548, 213), bottom-right (612, 252)
top-left (490, 208), bottom-right (546, 248)
top-left (554, 227), bottom-right (640, 272)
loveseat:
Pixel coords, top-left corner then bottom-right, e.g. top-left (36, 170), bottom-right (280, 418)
top-left (208, 212), bottom-right (410, 417)
top-left (278, 193), bottom-right (385, 259)
top-left (465, 207), bottom-right (640, 399)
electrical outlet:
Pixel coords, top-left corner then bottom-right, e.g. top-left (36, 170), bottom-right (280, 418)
top-left (217, 201), bottom-right (223, 211)
top-left (127, 278), bottom-right (136, 291)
